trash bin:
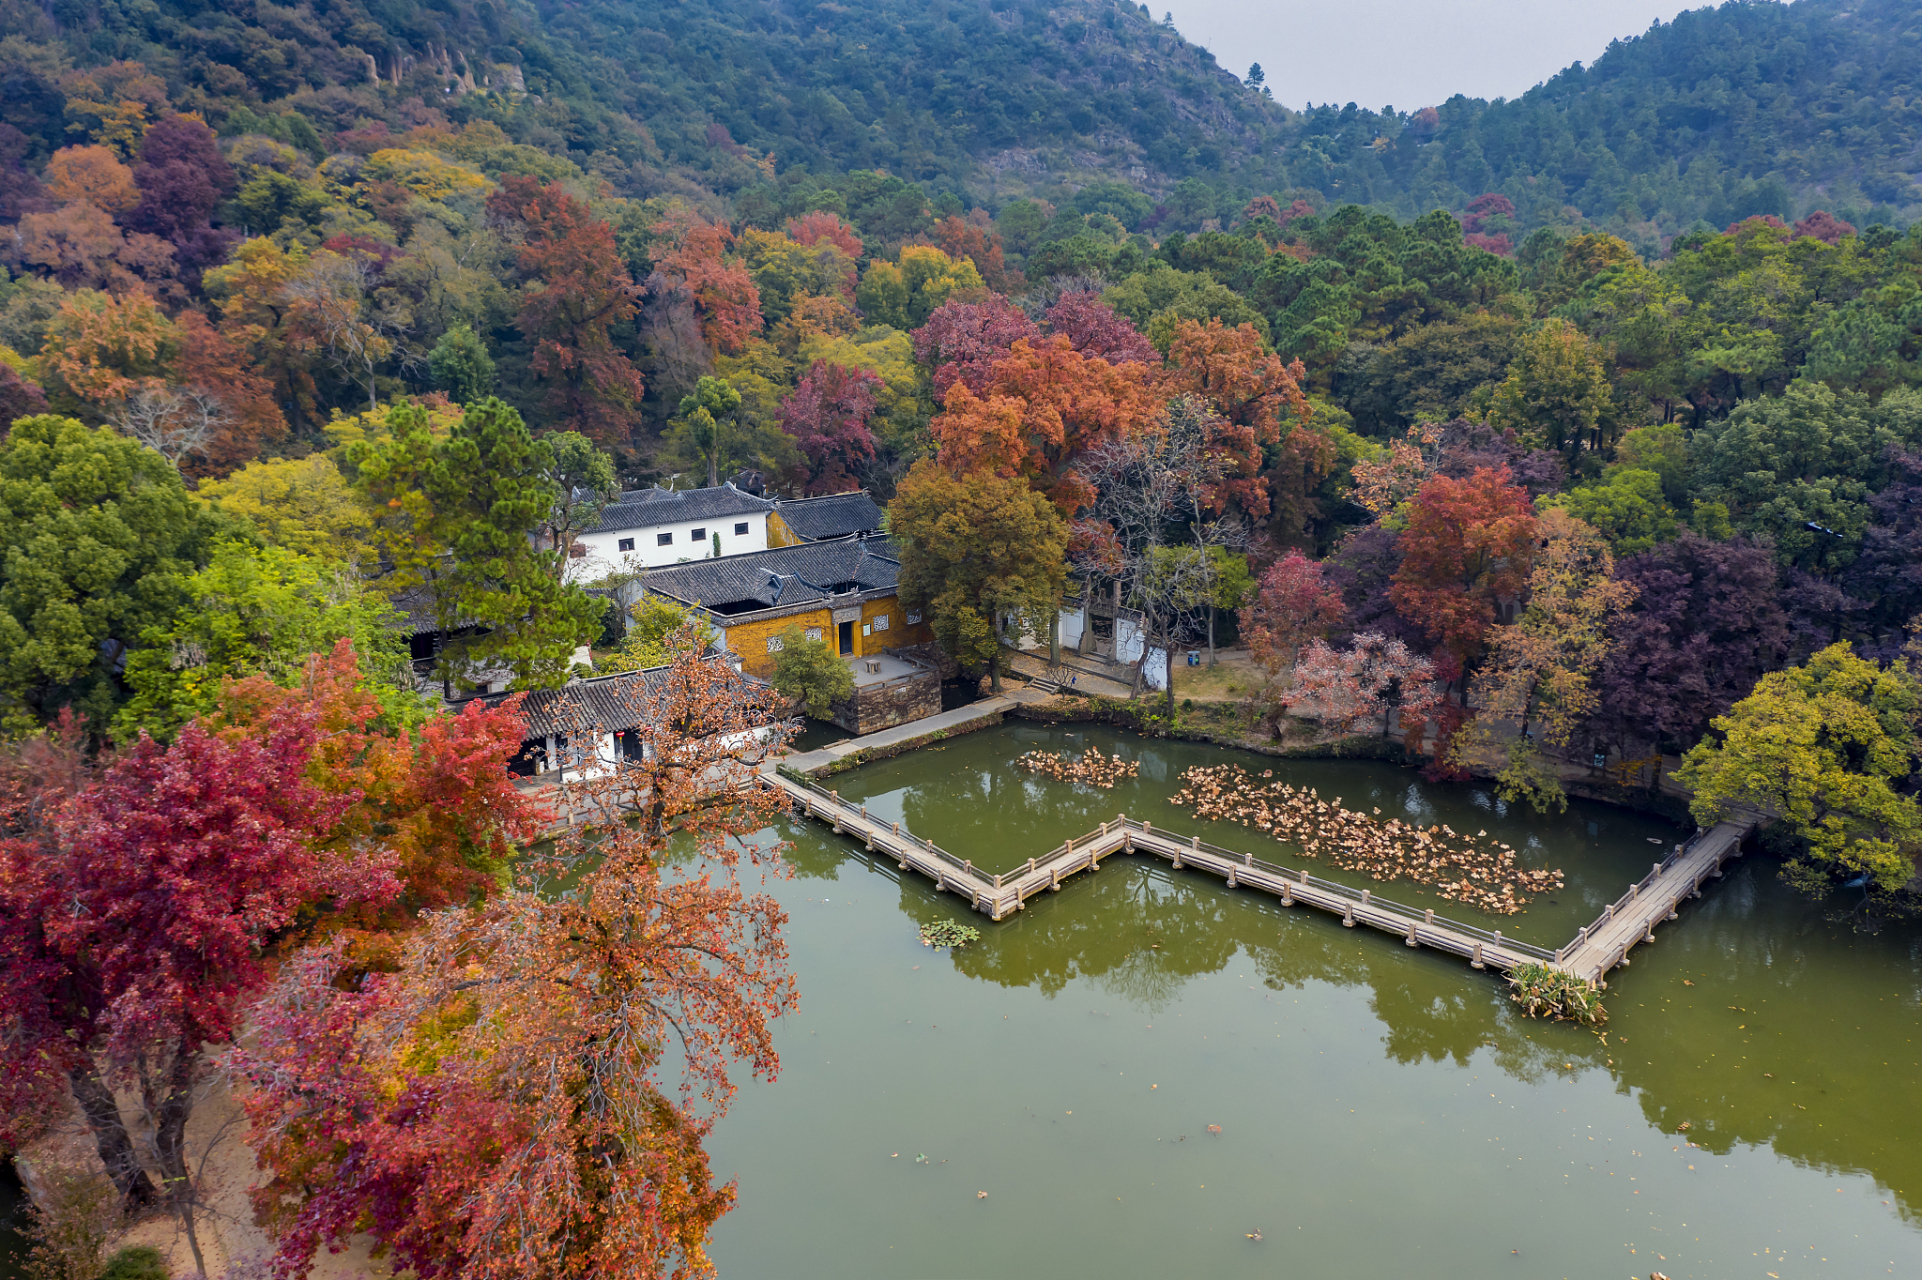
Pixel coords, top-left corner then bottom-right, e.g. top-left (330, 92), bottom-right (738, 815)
top-left (1186, 649), bottom-right (1200, 666)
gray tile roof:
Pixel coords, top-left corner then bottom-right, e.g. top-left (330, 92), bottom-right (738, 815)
top-left (586, 482), bottom-right (775, 535)
top-left (773, 490), bottom-right (884, 540)
top-left (470, 662), bottom-right (687, 739)
top-left (641, 535), bottom-right (901, 615)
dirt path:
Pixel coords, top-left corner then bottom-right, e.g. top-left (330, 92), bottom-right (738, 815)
top-left (17, 1069), bottom-right (388, 1279)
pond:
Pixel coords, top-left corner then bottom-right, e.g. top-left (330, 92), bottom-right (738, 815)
top-left (704, 723), bottom-right (1922, 1279)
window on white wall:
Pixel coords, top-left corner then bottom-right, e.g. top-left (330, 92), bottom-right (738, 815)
top-left (617, 537), bottom-right (635, 552)
top-left (657, 532), bottom-right (672, 546)
top-left (734, 522), bottom-right (749, 535)
top-left (691, 527), bottom-right (706, 540)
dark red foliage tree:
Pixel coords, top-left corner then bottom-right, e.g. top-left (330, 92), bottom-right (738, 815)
top-left (1326, 525), bottom-right (1425, 648)
top-left (1586, 532), bottom-right (1789, 754)
top-left (1430, 417), bottom-right (1565, 497)
top-left (489, 176), bottom-right (646, 443)
top-left (1241, 550), bottom-right (1345, 673)
top-left (1460, 193), bottom-right (1515, 235)
top-left (0, 700), bottom-right (391, 1263)
top-left (234, 635), bottom-right (796, 1280)
top-left (0, 363), bottom-right (49, 432)
top-left (1277, 198), bottom-right (1316, 228)
top-left (128, 114), bottom-right (236, 278)
top-left (1792, 210), bottom-right (1856, 245)
top-left (778, 360), bottom-right (882, 495)
top-left (1843, 450), bottom-right (1922, 658)
top-left (0, 124), bottom-right (44, 221)
top-left (912, 295), bottom-right (1040, 400)
top-left (1044, 289), bottom-right (1158, 366)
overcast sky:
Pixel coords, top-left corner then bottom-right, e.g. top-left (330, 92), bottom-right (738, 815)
top-left (1164, 0), bottom-right (1710, 111)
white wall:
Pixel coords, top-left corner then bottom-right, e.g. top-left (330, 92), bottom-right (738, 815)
top-left (569, 510), bottom-right (771, 581)
top-left (1013, 606), bottom-right (1166, 691)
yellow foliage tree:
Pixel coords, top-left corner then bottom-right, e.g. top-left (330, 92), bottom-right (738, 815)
top-left (197, 455), bottom-right (377, 569)
top-left (855, 246), bottom-right (984, 329)
top-left (363, 149), bottom-right (493, 202)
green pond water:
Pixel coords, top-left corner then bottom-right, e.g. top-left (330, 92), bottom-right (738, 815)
top-left (705, 723), bottom-right (1922, 1279)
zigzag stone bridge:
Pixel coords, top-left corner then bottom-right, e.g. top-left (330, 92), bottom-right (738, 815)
top-left (761, 768), bottom-right (1755, 987)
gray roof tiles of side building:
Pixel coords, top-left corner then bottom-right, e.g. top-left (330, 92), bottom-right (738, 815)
top-left (471, 658), bottom-right (754, 739)
top-left (641, 535), bottom-right (901, 615)
top-left (585, 482), bottom-right (777, 535)
top-left (772, 490), bottom-right (884, 540)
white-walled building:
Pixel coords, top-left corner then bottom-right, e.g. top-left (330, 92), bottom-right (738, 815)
top-left (566, 485), bottom-right (890, 584)
top-left (569, 483), bottom-right (777, 579)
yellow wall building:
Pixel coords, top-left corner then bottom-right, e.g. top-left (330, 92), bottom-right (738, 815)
top-left (636, 535), bottom-right (930, 679)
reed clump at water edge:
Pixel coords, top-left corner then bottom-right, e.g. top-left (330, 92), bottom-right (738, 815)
top-left (1505, 961), bottom-right (1608, 1027)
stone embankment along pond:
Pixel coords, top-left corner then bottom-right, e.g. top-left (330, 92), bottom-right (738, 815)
top-left (761, 767), bottom-right (1754, 986)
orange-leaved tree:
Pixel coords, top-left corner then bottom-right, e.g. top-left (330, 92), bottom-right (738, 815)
top-left (1389, 465), bottom-right (1539, 678)
top-left (37, 286), bottom-right (287, 474)
top-left (202, 237), bottom-right (321, 433)
top-left (927, 212), bottom-right (1018, 293)
top-left (43, 144), bottom-right (140, 214)
top-left (236, 627), bottom-right (798, 1280)
top-left (1157, 318), bottom-right (1321, 529)
top-left (208, 639), bottom-right (547, 931)
top-left (785, 210), bottom-right (863, 260)
top-left (651, 209), bottom-right (764, 357)
top-left (930, 334), bottom-right (1153, 513)
top-left (490, 176), bottom-right (646, 443)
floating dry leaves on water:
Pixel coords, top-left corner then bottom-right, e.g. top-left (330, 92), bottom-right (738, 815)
top-left (1167, 764), bottom-right (1563, 914)
top-left (1017, 745), bottom-right (1139, 789)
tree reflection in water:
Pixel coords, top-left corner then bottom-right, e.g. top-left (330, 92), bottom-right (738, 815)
top-left (781, 719), bottom-right (1922, 1222)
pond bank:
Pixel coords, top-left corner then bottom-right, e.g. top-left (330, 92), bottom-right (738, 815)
top-left (1005, 694), bottom-right (1699, 826)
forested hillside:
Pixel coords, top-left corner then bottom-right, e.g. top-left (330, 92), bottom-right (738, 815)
top-left (5, 0), bottom-right (1919, 244)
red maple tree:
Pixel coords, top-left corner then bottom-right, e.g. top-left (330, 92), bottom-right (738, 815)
top-left (785, 210), bottom-right (863, 260)
top-left (778, 359), bottom-right (882, 495)
top-left (1241, 550), bottom-right (1345, 672)
top-left (1158, 318), bottom-right (1317, 523)
top-left (912, 294), bottom-right (1040, 400)
top-left (210, 640), bottom-right (548, 927)
top-left (237, 631), bottom-right (799, 1280)
top-left (926, 212), bottom-right (1018, 292)
top-left (931, 335), bottom-right (1154, 513)
top-left (1, 697), bottom-right (392, 1271)
top-left (651, 210), bottom-right (764, 356)
top-left (1044, 289), bottom-right (1158, 366)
